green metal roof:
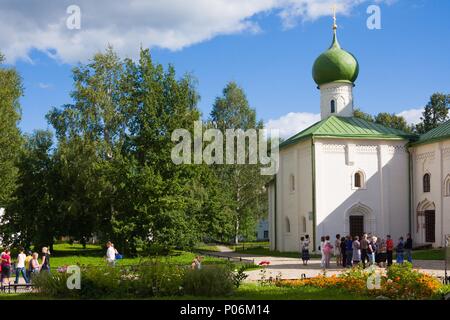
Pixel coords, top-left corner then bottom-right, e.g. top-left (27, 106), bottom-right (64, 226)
top-left (280, 116), bottom-right (417, 149)
top-left (412, 119), bottom-right (450, 146)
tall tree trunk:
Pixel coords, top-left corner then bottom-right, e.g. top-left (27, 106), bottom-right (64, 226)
top-left (234, 218), bottom-right (240, 245)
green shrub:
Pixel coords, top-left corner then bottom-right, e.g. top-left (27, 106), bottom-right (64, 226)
top-left (182, 265), bottom-right (235, 296)
top-left (32, 262), bottom-right (245, 299)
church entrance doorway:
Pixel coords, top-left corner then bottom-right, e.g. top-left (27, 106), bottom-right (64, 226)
top-left (425, 210), bottom-right (435, 243)
top-left (349, 215), bottom-right (364, 238)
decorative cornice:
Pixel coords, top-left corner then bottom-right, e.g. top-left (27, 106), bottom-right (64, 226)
top-left (443, 147), bottom-right (450, 159)
top-left (416, 151), bottom-right (435, 161)
top-left (321, 144), bottom-right (346, 153)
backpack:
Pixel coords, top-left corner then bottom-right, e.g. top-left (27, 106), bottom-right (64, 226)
top-left (323, 242), bottom-right (333, 254)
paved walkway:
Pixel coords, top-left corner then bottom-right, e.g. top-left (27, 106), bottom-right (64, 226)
top-left (203, 248), bottom-right (447, 281)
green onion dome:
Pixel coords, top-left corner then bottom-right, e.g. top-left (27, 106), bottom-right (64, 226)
top-left (312, 30), bottom-right (359, 86)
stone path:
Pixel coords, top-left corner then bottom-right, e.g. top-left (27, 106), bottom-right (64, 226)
top-left (206, 246), bottom-right (447, 282)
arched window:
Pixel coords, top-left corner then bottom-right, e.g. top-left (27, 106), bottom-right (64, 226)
top-left (285, 217), bottom-right (291, 233)
top-left (330, 100), bottom-right (336, 113)
top-left (354, 171), bottom-right (364, 188)
top-left (423, 173), bottom-right (431, 193)
top-left (290, 174), bottom-right (295, 192)
top-left (444, 175), bottom-right (450, 197)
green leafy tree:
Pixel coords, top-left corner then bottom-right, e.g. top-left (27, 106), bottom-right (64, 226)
top-left (0, 53), bottom-right (23, 206)
top-left (1, 131), bottom-right (58, 250)
top-left (375, 112), bottom-right (413, 133)
top-left (209, 82), bottom-right (268, 244)
top-left (353, 108), bottom-right (374, 122)
top-left (415, 93), bottom-right (450, 134)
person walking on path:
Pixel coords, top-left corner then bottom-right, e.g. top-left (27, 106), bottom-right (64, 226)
top-left (320, 236), bottom-right (326, 268)
top-left (40, 247), bottom-right (51, 273)
top-left (386, 235), bottom-right (394, 266)
top-left (334, 234), bottom-right (342, 267)
top-left (30, 253), bottom-right (40, 276)
top-left (14, 248), bottom-right (29, 284)
top-left (404, 234), bottom-right (413, 263)
top-left (340, 236), bottom-right (347, 267)
top-left (323, 235), bottom-right (333, 269)
top-left (352, 236), bottom-right (361, 266)
top-left (377, 238), bottom-right (387, 268)
top-left (1, 249), bottom-right (12, 285)
top-left (360, 234), bottom-right (369, 268)
top-left (345, 236), bottom-right (353, 268)
top-left (106, 241), bottom-right (116, 267)
top-left (24, 251), bottom-right (33, 281)
top-left (368, 236), bottom-right (377, 266)
top-left (300, 236), bottom-right (310, 265)
top-left (396, 237), bottom-right (405, 264)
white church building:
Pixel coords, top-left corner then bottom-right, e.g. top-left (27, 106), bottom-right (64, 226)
top-left (267, 20), bottom-right (450, 253)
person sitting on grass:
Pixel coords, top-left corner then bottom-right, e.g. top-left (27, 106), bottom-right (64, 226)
top-left (191, 256), bottom-right (202, 270)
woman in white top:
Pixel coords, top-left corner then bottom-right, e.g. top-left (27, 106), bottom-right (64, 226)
top-left (334, 234), bottom-right (342, 267)
top-left (320, 236), bottom-right (326, 268)
top-left (14, 248), bottom-right (30, 284)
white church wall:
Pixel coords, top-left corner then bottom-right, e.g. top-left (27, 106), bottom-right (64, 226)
top-left (411, 139), bottom-right (450, 247)
top-left (314, 139), bottom-right (409, 252)
top-left (276, 140), bottom-right (313, 252)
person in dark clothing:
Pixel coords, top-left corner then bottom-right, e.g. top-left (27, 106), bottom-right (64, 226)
top-left (340, 237), bottom-right (347, 267)
top-left (404, 234), bottom-right (413, 263)
top-left (386, 235), bottom-right (394, 266)
top-left (40, 247), bottom-right (51, 273)
top-left (345, 236), bottom-right (353, 268)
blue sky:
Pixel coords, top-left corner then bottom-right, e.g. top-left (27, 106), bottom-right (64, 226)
top-left (5, 0), bottom-right (450, 137)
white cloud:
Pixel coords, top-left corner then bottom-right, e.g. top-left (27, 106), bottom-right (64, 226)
top-left (38, 82), bottom-right (52, 89)
top-left (0, 0), bottom-right (392, 64)
top-left (265, 112), bottom-right (320, 139)
top-left (397, 108), bottom-right (424, 125)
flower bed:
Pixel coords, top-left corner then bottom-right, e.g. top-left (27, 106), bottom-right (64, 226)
top-left (277, 263), bottom-right (443, 300)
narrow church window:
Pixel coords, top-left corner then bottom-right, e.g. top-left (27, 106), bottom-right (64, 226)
top-left (444, 175), bottom-right (450, 197)
top-left (423, 173), bottom-right (431, 193)
top-left (285, 217), bottom-right (291, 233)
top-left (330, 100), bottom-right (336, 113)
top-left (290, 174), bottom-right (295, 192)
top-left (354, 171), bottom-right (364, 188)
top-left (302, 216), bottom-right (307, 233)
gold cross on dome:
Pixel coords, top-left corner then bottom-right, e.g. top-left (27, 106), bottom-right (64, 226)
top-left (332, 3), bottom-right (337, 30)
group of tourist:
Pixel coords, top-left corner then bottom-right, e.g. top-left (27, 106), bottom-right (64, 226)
top-left (300, 233), bottom-right (413, 269)
top-left (0, 247), bottom-right (51, 285)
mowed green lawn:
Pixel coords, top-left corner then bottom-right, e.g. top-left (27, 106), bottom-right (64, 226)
top-left (45, 243), bottom-right (227, 268)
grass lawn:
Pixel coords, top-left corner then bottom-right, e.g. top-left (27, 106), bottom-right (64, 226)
top-left (193, 243), bottom-right (221, 252)
top-left (179, 283), bottom-right (369, 300)
top-left (47, 243), bottom-right (232, 269)
top-left (234, 246), bottom-right (321, 259)
top-left (411, 249), bottom-right (445, 260)
top-left (0, 284), bottom-right (369, 300)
